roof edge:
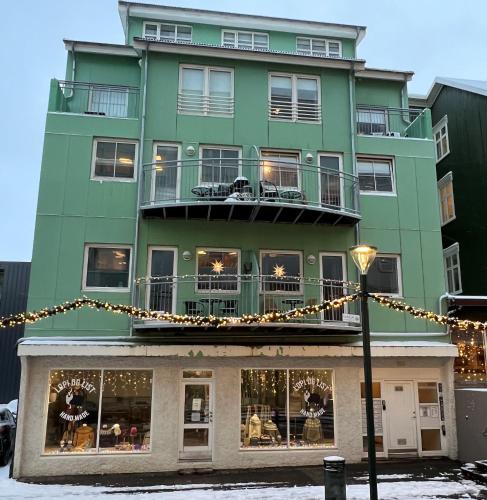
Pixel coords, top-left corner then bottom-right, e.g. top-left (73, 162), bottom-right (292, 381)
top-left (64, 39), bottom-right (139, 57)
top-left (355, 67), bottom-right (414, 82)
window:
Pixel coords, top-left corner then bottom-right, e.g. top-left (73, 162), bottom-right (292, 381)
top-left (367, 255), bottom-right (402, 296)
top-left (83, 245), bottom-right (131, 291)
top-left (261, 151), bottom-right (299, 190)
top-left (241, 369), bottom-right (335, 449)
top-left (196, 248), bottom-right (240, 292)
top-left (92, 139), bottom-right (137, 180)
top-left (260, 251), bottom-right (302, 293)
top-left (44, 369), bottom-right (152, 455)
top-left (438, 172), bottom-right (455, 225)
top-left (269, 73), bottom-right (320, 122)
top-left (433, 116), bottom-right (450, 162)
top-left (444, 244), bottom-right (462, 294)
top-left (296, 37), bottom-right (342, 58)
top-left (88, 86), bottom-right (129, 118)
top-left (356, 107), bottom-right (387, 135)
top-left (319, 154), bottom-right (342, 208)
top-left (357, 158), bottom-right (394, 194)
top-left (153, 143), bottom-right (179, 202)
top-left (222, 30), bottom-right (269, 50)
top-left (200, 147), bottom-right (240, 184)
top-left (143, 22), bottom-right (192, 43)
top-left (360, 382), bottom-right (384, 453)
top-left (453, 329), bottom-right (487, 382)
top-left (178, 65), bottom-right (234, 117)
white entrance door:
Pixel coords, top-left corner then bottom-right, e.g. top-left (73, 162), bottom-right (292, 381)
top-left (384, 381), bottom-right (418, 451)
top-left (179, 381), bottom-right (213, 460)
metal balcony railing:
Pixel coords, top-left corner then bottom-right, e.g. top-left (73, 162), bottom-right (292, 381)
top-left (356, 106), bottom-right (429, 139)
top-left (269, 97), bottom-right (321, 122)
top-left (50, 80), bottom-right (140, 118)
top-left (140, 158), bottom-right (359, 217)
top-left (178, 92), bottom-right (234, 116)
top-left (134, 274), bottom-right (360, 327)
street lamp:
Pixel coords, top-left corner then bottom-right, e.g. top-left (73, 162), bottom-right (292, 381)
top-left (350, 244), bottom-right (378, 500)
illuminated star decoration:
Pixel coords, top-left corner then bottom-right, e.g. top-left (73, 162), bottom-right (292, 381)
top-left (273, 264), bottom-right (286, 278)
top-left (211, 260), bottom-right (224, 274)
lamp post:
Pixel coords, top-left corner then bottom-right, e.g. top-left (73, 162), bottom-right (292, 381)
top-left (350, 244), bottom-right (378, 500)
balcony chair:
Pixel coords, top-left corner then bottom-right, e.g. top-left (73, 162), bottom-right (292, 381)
top-left (259, 180), bottom-right (279, 200)
top-left (184, 301), bottom-right (206, 316)
top-left (219, 299), bottom-right (239, 316)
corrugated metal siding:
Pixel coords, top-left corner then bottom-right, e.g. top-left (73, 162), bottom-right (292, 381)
top-left (0, 262), bottom-right (30, 403)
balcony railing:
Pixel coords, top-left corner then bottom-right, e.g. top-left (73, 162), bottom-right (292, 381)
top-left (140, 158), bottom-right (359, 224)
top-left (269, 98), bottom-right (321, 122)
top-left (49, 80), bottom-right (140, 118)
top-left (134, 275), bottom-right (360, 328)
top-left (177, 92), bottom-right (234, 117)
top-left (356, 106), bottom-right (430, 139)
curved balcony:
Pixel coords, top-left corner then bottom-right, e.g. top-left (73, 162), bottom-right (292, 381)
top-left (133, 274), bottom-right (361, 344)
top-left (140, 158), bottom-right (360, 225)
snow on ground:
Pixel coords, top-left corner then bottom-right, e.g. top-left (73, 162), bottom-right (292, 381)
top-left (0, 464), bottom-right (484, 499)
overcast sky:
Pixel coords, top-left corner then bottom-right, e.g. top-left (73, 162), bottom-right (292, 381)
top-left (1, 0), bottom-right (486, 261)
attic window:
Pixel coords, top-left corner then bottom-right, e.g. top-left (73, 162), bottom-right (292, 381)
top-left (143, 22), bottom-right (192, 43)
top-left (296, 37), bottom-right (342, 58)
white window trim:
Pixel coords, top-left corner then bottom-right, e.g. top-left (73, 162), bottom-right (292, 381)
top-left (90, 138), bottom-right (138, 183)
top-left (318, 152), bottom-right (344, 210)
top-left (368, 253), bottom-right (403, 298)
top-left (437, 171), bottom-right (456, 226)
top-left (221, 29), bottom-right (269, 50)
top-left (443, 243), bottom-right (462, 295)
top-left (82, 244), bottom-right (133, 292)
top-left (151, 142), bottom-right (182, 202)
top-left (259, 249), bottom-right (304, 295)
top-left (296, 36), bottom-right (342, 58)
top-left (260, 149), bottom-right (301, 191)
top-left (142, 21), bottom-right (192, 42)
top-left (178, 64), bottom-right (234, 117)
top-left (268, 72), bottom-right (321, 124)
top-left (433, 115), bottom-right (450, 163)
top-left (198, 145), bottom-right (242, 185)
top-left (195, 247), bottom-right (241, 294)
top-left (239, 368), bottom-right (337, 451)
top-left (357, 156), bottom-right (396, 196)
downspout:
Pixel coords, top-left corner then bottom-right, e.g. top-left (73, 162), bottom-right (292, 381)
top-left (349, 65), bottom-right (360, 246)
top-left (125, 3), bottom-right (131, 45)
top-left (130, 44), bottom-right (148, 335)
top-left (65, 42), bottom-right (76, 98)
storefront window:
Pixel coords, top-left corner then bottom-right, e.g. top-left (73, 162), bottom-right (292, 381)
top-left (44, 369), bottom-right (152, 455)
top-left (45, 370), bottom-right (101, 454)
top-left (240, 369), bottom-right (335, 449)
top-left (98, 370), bottom-right (152, 453)
top-left (453, 329), bottom-right (487, 383)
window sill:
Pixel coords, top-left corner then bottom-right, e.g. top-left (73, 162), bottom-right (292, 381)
top-left (359, 191), bottom-right (396, 197)
top-left (91, 177), bottom-right (136, 183)
top-left (48, 112), bottom-right (138, 120)
top-left (269, 118), bottom-right (321, 125)
top-left (82, 287), bottom-right (131, 293)
top-left (177, 111), bottom-right (234, 118)
top-left (42, 450), bottom-right (151, 457)
top-left (239, 445), bottom-right (337, 452)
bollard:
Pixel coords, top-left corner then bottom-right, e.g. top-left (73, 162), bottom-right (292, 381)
top-left (324, 456), bottom-right (346, 500)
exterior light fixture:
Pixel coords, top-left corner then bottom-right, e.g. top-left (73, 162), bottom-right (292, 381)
top-left (182, 251), bottom-right (192, 261)
top-left (186, 145), bottom-right (196, 156)
top-left (350, 244), bottom-right (377, 275)
top-left (306, 254), bottom-right (316, 265)
top-left (305, 152), bottom-right (313, 163)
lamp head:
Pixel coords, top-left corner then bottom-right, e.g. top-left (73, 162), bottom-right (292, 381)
top-left (350, 244), bottom-right (377, 275)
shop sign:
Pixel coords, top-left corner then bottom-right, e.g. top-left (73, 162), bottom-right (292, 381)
top-left (51, 378), bottom-right (97, 422)
top-left (292, 376), bottom-right (332, 418)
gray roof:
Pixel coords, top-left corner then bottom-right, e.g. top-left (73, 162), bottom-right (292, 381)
top-left (411, 77), bottom-right (487, 107)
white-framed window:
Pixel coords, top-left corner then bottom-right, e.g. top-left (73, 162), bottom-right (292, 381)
top-left (269, 73), bottom-right (321, 123)
top-left (367, 254), bottom-right (402, 297)
top-left (196, 248), bottom-right (240, 292)
top-left (88, 86), bottom-right (129, 118)
top-left (261, 150), bottom-right (300, 191)
top-left (222, 30), bottom-right (269, 50)
top-left (433, 116), bottom-right (450, 163)
top-left (143, 21), bottom-right (192, 42)
top-left (44, 369), bottom-right (153, 455)
top-left (152, 142), bottom-right (180, 202)
top-left (200, 146), bottom-right (241, 184)
top-left (82, 244), bottom-right (132, 292)
top-left (357, 157), bottom-right (395, 194)
top-left (260, 250), bottom-right (303, 293)
top-left (91, 139), bottom-right (138, 181)
top-left (356, 106), bottom-right (388, 135)
top-left (438, 172), bottom-right (455, 226)
top-left (296, 37), bottom-right (342, 58)
top-left (240, 368), bottom-right (335, 449)
top-left (178, 65), bottom-right (234, 117)
top-left (444, 243), bottom-right (462, 294)
top-left (319, 153), bottom-right (343, 208)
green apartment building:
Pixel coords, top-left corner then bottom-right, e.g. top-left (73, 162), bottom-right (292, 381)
top-left (14, 2), bottom-right (457, 478)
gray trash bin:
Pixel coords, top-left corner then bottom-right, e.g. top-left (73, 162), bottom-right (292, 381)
top-left (324, 456), bottom-right (346, 500)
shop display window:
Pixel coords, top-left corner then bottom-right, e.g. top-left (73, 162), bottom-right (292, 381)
top-left (240, 369), bottom-right (335, 450)
top-left (44, 369), bottom-right (152, 455)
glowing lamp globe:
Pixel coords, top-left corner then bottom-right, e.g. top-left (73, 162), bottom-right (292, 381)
top-left (350, 245), bottom-right (378, 275)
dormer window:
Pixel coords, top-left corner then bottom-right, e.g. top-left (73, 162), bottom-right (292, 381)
top-left (143, 22), bottom-right (192, 43)
top-left (296, 37), bottom-right (342, 58)
top-left (222, 30), bottom-right (269, 50)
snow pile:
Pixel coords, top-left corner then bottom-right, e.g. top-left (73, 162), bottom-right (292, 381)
top-left (0, 465), bottom-right (484, 499)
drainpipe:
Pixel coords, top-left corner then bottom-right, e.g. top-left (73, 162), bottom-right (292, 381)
top-left (64, 42), bottom-right (76, 98)
top-left (130, 44), bottom-right (148, 335)
top-left (125, 3), bottom-right (131, 45)
top-left (349, 66), bottom-right (360, 247)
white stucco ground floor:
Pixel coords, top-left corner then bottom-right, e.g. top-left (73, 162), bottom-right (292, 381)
top-left (13, 340), bottom-right (458, 479)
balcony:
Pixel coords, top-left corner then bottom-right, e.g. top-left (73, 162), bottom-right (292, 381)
top-left (140, 158), bottom-right (360, 225)
top-left (133, 275), bottom-right (361, 344)
top-left (356, 106), bottom-right (431, 139)
top-left (48, 79), bottom-right (140, 118)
